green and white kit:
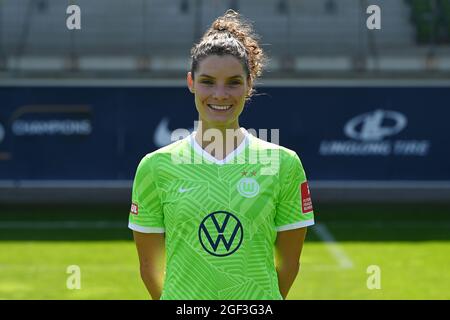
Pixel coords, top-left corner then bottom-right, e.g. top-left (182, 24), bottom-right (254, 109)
top-left (129, 130), bottom-right (314, 299)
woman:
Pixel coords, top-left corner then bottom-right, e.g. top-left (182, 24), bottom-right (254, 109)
top-left (129, 10), bottom-right (314, 300)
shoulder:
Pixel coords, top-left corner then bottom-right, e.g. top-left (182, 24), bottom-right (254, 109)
top-left (248, 133), bottom-right (301, 165)
top-left (136, 136), bottom-right (190, 172)
top-left (142, 136), bottom-right (190, 161)
top-left (247, 133), bottom-right (303, 177)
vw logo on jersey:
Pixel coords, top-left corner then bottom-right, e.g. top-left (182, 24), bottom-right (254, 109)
top-left (344, 109), bottom-right (407, 142)
top-left (237, 177), bottom-right (260, 198)
top-left (198, 211), bottom-right (243, 257)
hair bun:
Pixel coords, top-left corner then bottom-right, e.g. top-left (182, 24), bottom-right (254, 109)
top-left (211, 9), bottom-right (240, 34)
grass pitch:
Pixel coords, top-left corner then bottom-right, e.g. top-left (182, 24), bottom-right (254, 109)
top-left (0, 203), bottom-right (449, 299)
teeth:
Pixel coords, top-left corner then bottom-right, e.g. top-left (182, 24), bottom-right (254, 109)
top-left (209, 104), bottom-right (232, 111)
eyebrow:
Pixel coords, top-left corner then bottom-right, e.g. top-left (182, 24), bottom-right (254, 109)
top-left (198, 74), bottom-right (244, 80)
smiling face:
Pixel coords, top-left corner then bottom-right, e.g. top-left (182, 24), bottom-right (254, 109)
top-left (187, 55), bottom-right (250, 129)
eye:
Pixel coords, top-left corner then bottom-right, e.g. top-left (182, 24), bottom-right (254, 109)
top-left (200, 79), bottom-right (214, 85)
top-left (228, 80), bottom-right (242, 86)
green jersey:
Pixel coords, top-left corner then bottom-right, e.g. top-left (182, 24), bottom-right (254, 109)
top-left (129, 129), bottom-right (314, 300)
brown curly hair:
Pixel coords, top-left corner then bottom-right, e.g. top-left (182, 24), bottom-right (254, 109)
top-left (190, 10), bottom-right (266, 99)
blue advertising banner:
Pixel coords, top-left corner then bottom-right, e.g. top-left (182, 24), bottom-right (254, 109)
top-left (0, 86), bottom-right (449, 181)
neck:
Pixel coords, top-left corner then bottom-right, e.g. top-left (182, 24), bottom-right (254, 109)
top-left (194, 121), bottom-right (246, 160)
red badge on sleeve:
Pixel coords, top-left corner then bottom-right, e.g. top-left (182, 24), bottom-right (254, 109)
top-left (300, 182), bottom-right (313, 213)
top-left (130, 203), bottom-right (139, 215)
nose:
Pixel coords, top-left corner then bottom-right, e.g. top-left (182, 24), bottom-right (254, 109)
top-left (212, 84), bottom-right (229, 100)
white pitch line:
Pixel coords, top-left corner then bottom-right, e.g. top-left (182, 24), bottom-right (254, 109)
top-left (0, 221), bottom-right (125, 229)
top-left (313, 223), bottom-right (354, 269)
top-left (322, 221), bottom-right (450, 228)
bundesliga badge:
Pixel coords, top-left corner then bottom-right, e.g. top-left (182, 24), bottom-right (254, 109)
top-left (300, 182), bottom-right (313, 213)
top-left (130, 203), bottom-right (139, 215)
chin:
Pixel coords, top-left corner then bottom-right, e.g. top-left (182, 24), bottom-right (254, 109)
top-left (206, 118), bottom-right (233, 127)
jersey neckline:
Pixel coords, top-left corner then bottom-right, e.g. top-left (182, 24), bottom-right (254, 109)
top-left (188, 128), bottom-right (250, 165)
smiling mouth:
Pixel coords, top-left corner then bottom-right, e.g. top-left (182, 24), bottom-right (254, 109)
top-left (208, 104), bottom-right (232, 111)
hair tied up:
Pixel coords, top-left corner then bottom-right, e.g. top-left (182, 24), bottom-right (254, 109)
top-left (191, 10), bottom-right (266, 99)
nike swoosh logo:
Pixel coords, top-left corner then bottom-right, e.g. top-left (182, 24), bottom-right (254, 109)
top-left (154, 118), bottom-right (172, 147)
top-left (178, 187), bottom-right (197, 193)
top-left (153, 117), bottom-right (195, 148)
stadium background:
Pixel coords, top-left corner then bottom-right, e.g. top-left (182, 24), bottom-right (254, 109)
top-left (0, 0), bottom-right (449, 299)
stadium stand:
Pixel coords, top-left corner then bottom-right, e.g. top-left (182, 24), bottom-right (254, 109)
top-left (0, 0), bottom-right (449, 75)
top-left (1, 1), bottom-right (450, 204)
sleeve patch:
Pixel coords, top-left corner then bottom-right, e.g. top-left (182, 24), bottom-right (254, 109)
top-left (130, 203), bottom-right (139, 215)
top-left (300, 182), bottom-right (313, 213)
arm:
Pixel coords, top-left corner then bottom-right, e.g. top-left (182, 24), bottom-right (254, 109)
top-left (133, 231), bottom-right (166, 300)
top-left (274, 227), bottom-right (308, 299)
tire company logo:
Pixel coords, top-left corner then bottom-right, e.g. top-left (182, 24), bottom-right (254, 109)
top-left (319, 109), bottom-right (430, 157)
top-left (237, 178), bottom-right (260, 198)
top-left (344, 110), bottom-right (407, 141)
top-left (198, 211), bottom-right (243, 257)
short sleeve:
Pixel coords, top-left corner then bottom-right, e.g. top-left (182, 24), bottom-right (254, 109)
top-left (275, 151), bottom-right (315, 231)
top-left (128, 155), bottom-right (165, 233)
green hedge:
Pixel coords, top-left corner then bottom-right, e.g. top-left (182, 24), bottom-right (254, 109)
top-left (407, 0), bottom-right (450, 44)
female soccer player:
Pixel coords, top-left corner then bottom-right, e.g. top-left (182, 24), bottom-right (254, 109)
top-left (129, 10), bottom-right (314, 300)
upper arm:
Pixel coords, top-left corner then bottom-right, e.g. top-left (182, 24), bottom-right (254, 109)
top-left (133, 231), bottom-right (165, 271)
top-left (275, 227), bottom-right (308, 266)
top-left (129, 155), bottom-right (167, 275)
top-left (275, 151), bottom-right (315, 231)
top-left (129, 155), bottom-right (165, 233)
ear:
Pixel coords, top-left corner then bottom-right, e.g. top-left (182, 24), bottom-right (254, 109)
top-left (187, 72), bottom-right (195, 93)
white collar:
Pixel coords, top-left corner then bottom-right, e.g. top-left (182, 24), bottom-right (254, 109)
top-left (189, 128), bottom-right (250, 165)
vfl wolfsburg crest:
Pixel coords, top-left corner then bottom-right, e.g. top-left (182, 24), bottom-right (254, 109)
top-left (237, 177), bottom-right (260, 198)
top-left (199, 211), bottom-right (243, 257)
